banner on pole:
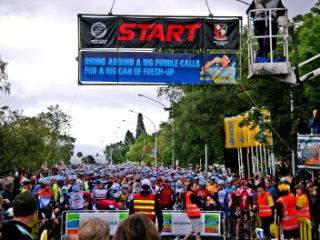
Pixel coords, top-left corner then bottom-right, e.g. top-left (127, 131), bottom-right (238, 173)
top-left (224, 109), bottom-right (271, 148)
top-left (78, 15), bottom-right (240, 50)
top-left (79, 52), bottom-right (237, 85)
top-left (297, 134), bottom-right (320, 169)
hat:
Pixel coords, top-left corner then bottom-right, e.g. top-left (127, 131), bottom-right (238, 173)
top-left (141, 179), bottom-right (151, 187)
top-left (257, 182), bottom-right (266, 189)
top-left (279, 184), bottom-right (289, 192)
top-left (307, 182), bottom-right (314, 188)
top-left (0, 208), bottom-right (8, 216)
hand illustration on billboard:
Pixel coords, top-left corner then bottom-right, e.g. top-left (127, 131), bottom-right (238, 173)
top-left (202, 55), bottom-right (230, 73)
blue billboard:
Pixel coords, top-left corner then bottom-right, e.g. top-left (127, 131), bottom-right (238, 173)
top-left (79, 51), bottom-right (237, 85)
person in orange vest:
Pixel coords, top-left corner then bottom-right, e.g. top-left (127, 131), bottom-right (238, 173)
top-left (257, 182), bottom-right (274, 240)
top-left (276, 183), bottom-right (300, 240)
top-left (129, 179), bottom-right (163, 233)
top-left (183, 182), bottom-right (202, 240)
top-left (295, 184), bottom-right (310, 220)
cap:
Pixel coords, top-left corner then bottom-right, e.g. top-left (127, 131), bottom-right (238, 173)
top-left (141, 179), bottom-right (151, 187)
top-left (279, 184), bottom-right (289, 192)
top-left (257, 182), bottom-right (266, 189)
top-left (307, 182), bottom-right (314, 188)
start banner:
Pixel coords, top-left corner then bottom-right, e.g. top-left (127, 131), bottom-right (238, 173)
top-left (64, 211), bottom-right (223, 237)
top-left (297, 134), bottom-right (320, 169)
top-left (78, 15), bottom-right (241, 50)
top-left (79, 51), bottom-right (237, 85)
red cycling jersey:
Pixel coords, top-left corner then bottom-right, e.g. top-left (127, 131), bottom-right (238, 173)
top-left (236, 187), bottom-right (252, 209)
top-left (196, 188), bottom-right (213, 200)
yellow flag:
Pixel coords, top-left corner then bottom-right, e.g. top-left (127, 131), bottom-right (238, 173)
top-left (224, 117), bottom-right (237, 148)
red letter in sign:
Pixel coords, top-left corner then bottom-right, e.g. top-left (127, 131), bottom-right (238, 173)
top-left (137, 24), bottom-right (154, 41)
top-left (185, 24), bottom-right (201, 41)
top-left (166, 25), bottom-right (184, 41)
top-left (146, 24), bottom-right (165, 41)
top-left (118, 24), bottom-right (136, 40)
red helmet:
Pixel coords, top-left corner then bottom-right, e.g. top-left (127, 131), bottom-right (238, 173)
top-left (240, 180), bottom-right (248, 185)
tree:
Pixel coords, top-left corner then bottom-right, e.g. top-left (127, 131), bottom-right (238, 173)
top-left (82, 155), bottom-right (95, 164)
top-left (0, 55), bottom-right (10, 95)
top-left (135, 113), bottom-right (146, 139)
top-left (125, 130), bottom-right (135, 145)
top-left (0, 105), bottom-right (75, 174)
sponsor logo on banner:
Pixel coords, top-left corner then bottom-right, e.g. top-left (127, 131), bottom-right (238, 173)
top-left (214, 24), bottom-right (227, 41)
top-left (91, 22), bottom-right (108, 44)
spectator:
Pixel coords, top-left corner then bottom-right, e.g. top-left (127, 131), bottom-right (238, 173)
top-left (277, 160), bottom-right (288, 177)
top-left (296, 116), bottom-right (310, 134)
top-left (0, 191), bottom-right (37, 240)
top-left (78, 217), bottom-right (110, 240)
top-left (265, 179), bottom-right (278, 204)
top-left (0, 181), bottom-right (13, 210)
top-left (12, 176), bottom-right (21, 200)
top-left (113, 214), bottom-right (160, 240)
top-left (308, 110), bottom-right (320, 134)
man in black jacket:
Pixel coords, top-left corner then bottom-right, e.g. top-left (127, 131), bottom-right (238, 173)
top-left (1, 191), bottom-right (37, 240)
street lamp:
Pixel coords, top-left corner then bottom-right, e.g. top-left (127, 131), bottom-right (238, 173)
top-left (130, 110), bottom-right (157, 167)
top-left (122, 120), bottom-right (146, 152)
top-left (138, 93), bottom-right (175, 167)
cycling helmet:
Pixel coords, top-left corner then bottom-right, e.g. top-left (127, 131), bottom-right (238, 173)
top-left (240, 180), bottom-right (248, 185)
top-left (72, 184), bottom-right (79, 192)
top-left (122, 184), bottom-right (129, 189)
top-left (218, 180), bottom-right (225, 185)
top-left (199, 180), bottom-right (207, 186)
top-left (22, 179), bottom-right (31, 185)
top-left (45, 180), bottom-right (52, 186)
top-left (76, 179), bottom-right (83, 187)
top-left (57, 177), bottom-right (65, 184)
top-left (176, 180), bottom-right (182, 188)
top-left (226, 178), bottom-right (232, 183)
top-left (135, 187), bottom-right (141, 193)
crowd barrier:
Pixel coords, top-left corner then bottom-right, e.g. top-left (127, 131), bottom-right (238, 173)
top-left (60, 210), bottom-right (226, 240)
top-left (298, 217), bottom-right (312, 240)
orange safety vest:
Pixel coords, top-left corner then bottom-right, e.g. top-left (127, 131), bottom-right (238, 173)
top-left (186, 191), bottom-right (201, 218)
top-left (258, 191), bottom-right (273, 217)
top-left (276, 193), bottom-right (299, 231)
top-left (295, 193), bottom-right (310, 220)
top-left (133, 192), bottom-right (156, 220)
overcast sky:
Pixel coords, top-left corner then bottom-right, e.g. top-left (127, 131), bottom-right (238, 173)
top-left (0, 0), bottom-right (317, 151)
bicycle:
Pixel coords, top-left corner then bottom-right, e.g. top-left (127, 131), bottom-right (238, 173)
top-left (39, 205), bottom-right (62, 240)
top-left (236, 209), bottom-right (253, 240)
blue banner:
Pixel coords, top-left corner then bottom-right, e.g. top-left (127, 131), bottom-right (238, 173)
top-left (297, 134), bottom-right (320, 169)
top-left (79, 52), bottom-right (237, 85)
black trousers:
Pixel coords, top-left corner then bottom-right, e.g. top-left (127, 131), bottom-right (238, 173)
top-left (261, 216), bottom-right (273, 237)
top-left (254, 20), bottom-right (278, 58)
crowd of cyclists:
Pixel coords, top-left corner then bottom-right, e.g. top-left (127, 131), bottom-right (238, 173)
top-left (0, 163), bottom-right (320, 240)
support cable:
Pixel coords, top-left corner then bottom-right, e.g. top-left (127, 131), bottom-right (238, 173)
top-left (235, 0), bottom-right (250, 6)
top-left (204, 0), bottom-right (213, 17)
top-left (108, 0), bottom-right (116, 15)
